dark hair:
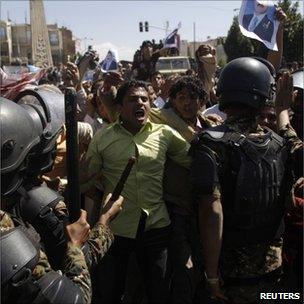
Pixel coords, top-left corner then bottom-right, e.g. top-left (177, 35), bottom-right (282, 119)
top-left (115, 80), bottom-right (148, 105)
top-left (141, 40), bottom-right (152, 48)
top-left (169, 76), bottom-right (207, 101)
top-left (150, 70), bottom-right (163, 80)
top-left (38, 67), bottom-right (61, 85)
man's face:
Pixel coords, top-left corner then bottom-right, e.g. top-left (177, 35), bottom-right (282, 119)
top-left (254, 2), bottom-right (268, 14)
top-left (291, 89), bottom-right (303, 139)
top-left (142, 45), bottom-right (153, 60)
top-left (259, 105), bottom-right (276, 131)
top-left (171, 88), bottom-right (203, 121)
top-left (106, 52), bottom-right (113, 61)
top-left (147, 85), bottom-right (157, 104)
top-left (151, 74), bottom-right (163, 91)
top-left (120, 86), bottom-right (150, 132)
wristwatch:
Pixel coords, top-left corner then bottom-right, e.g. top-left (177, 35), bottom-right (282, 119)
top-left (204, 271), bottom-right (219, 285)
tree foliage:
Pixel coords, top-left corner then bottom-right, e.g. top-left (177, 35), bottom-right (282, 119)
top-left (224, 1), bottom-right (303, 64)
top-left (224, 16), bottom-right (254, 62)
top-left (278, 0), bottom-right (303, 63)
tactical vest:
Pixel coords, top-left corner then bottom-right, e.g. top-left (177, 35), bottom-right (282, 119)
top-left (1, 216), bottom-right (84, 304)
top-left (197, 125), bottom-right (292, 246)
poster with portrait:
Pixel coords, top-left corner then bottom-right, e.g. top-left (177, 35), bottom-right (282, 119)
top-left (100, 49), bottom-right (119, 72)
top-left (238, 0), bottom-right (280, 50)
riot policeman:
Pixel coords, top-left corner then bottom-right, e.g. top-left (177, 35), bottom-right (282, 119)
top-left (1, 96), bottom-right (123, 303)
top-left (190, 58), bottom-right (302, 303)
top-left (1, 98), bottom-right (91, 304)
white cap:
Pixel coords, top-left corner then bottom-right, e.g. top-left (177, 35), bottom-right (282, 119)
top-left (292, 69), bottom-right (303, 90)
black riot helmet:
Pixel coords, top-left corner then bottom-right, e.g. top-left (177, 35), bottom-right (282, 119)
top-left (217, 57), bottom-right (275, 111)
top-left (1, 98), bottom-right (41, 197)
top-left (15, 85), bottom-right (65, 177)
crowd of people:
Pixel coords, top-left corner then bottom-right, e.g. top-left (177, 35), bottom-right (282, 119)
top-left (1, 6), bottom-right (303, 304)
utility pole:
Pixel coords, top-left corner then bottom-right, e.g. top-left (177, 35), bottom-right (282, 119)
top-left (193, 22), bottom-right (196, 58)
top-left (83, 37), bottom-right (93, 52)
top-left (165, 21), bottom-right (169, 36)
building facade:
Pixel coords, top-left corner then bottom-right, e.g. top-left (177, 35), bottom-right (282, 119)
top-left (0, 21), bottom-right (13, 65)
top-left (179, 37), bottom-right (227, 64)
top-left (0, 21), bottom-right (76, 66)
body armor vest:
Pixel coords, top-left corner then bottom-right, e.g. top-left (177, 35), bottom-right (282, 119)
top-left (1, 214), bottom-right (84, 304)
top-left (198, 125), bottom-right (291, 246)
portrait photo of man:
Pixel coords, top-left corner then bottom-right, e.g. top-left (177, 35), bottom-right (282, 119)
top-left (101, 49), bottom-right (118, 72)
top-left (242, 0), bottom-right (274, 42)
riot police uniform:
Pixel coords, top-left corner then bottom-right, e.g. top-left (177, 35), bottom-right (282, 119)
top-left (1, 98), bottom-right (92, 303)
top-left (190, 58), bottom-right (301, 303)
top-left (1, 93), bottom-right (115, 303)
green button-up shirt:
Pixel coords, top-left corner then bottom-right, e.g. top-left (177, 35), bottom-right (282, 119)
top-left (86, 119), bottom-right (191, 239)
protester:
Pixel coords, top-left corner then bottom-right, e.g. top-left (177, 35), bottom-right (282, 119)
top-left (85, 80), bottom-right (191, 303)
top-left (150, 70), bottom-right (164, 96)
top-left (132, 40), bottom-right (167, 81)
top-left (2, 3), bottom-right (302, 303)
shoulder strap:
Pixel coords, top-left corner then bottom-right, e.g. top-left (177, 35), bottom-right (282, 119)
top-left (19, 186), bottom-right (63, 223)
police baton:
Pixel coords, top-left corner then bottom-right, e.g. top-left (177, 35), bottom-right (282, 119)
top-left (102, 157), bottom-right (136, 215)
top-left (64, 87), bottom-right (81, 222)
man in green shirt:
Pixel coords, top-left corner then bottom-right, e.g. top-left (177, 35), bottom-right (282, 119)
top-left (86, 80), bottom-right (190, 303)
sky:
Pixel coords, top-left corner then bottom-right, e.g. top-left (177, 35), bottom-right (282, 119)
top-left (1, 0), bottom-right (303, 61)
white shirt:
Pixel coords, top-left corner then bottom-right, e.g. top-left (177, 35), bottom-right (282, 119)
top-left (153, 96), bottom-right (166, 109)
top-left (202, 104), bottom-right (227, 121)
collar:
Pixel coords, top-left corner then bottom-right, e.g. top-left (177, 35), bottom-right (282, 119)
top-left (113, 116), bottom-right (153, 135)
top-left (253, 12), bottom-right (266, 22)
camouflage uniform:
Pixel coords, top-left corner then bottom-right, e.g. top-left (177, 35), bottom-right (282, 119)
top-left (192, 117), bottom-right (302, 304)
top-left (45, 199), bottom-right (114, 269)
top-left (0, 209), bottom-right (92, 304)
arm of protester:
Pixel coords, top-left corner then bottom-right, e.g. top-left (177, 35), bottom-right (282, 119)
top-left (267, 7), bottom-right (287, 72)
top-left (103, 71), bottom-right (124, 91)
top-left (275, 72), bottom-right (303, 166)
top-left (85, 93), bottom-right (96, 118)
top-left (78, 51), bottom-right (98, 85)
top-left (275, 72), bottom-right (293, 130)
top-left (149, 47), bottom-right (168, 65)
top-left (76, 86), bottom-right (88, 121)
top-left (160, 74), bottom-right (179, 100)
top-left (195, 44), bottom-right (216, 84)
top-left (62, 62), bottom-right (88, 121)
top-left (62, 62), bottom-right (80, 88)
top-left (98, 86), bottom-right (119, 122)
